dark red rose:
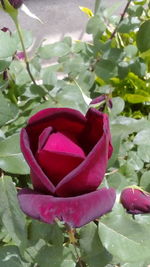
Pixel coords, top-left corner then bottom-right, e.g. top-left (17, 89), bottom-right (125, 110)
top-left (18, 107), bottom-right (116, 228)
top-left (90, 95), bottom-right (113, 112)
top-left (120, 187), bottom-right (150, 214)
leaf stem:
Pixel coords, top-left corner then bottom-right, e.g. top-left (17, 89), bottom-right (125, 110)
top-left (110, 0), bottom-right (132, 39)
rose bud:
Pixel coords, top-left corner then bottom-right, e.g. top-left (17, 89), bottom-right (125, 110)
top-left (18, 107), bottom-right (116, 228)
top-left (15, 51), bottom-right (25, 60)
top-left (90, 95), bottom-right (113, 112)
top-left (1, 27), bottom-right (10, 33)
top-left (0, 0), bottom-right (23, 9)
top-left (8, 0), bottom-right (23, 8)
top-left (120, 187), bottom-right (150, 214)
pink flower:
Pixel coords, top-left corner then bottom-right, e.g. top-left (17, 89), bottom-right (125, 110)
top-left (18, 107), bottom-right (116, 227)
top-left (120, 187), bottom-right (150, 214)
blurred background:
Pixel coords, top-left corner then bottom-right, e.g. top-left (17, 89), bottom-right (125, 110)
top-left (0, 0), bottom-right (126, 49)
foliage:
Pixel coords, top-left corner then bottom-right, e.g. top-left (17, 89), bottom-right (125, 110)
top-left (0, 0), bottom-right (150, 266)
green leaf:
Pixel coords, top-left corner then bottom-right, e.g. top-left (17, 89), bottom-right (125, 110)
top-left (95, 59), bottom-right (117, 82)
top-left (103, 48), bottom-right (123, 62)
top-left (0, 92), bottom-right (18, 127)
top-left (94, 0), bottom-right (102, 14)
top-left (124, 45), bottom-right (138, 58)
top-left (127, 151), bottom-right (144, 171)
top-left (129, 58), bottom-right (146, 77)
top-left (86, 15), bottom-right (106, 35)
top-left (128, 5), bottom-right (144, 17)
top-left (9, 60), bottom-right (38, 85)
top-left (63, 55), bottom-right (87, 76)
top-left (30, 100), bottom-right (57, 116)
top-left (124, 94), bottom-right (150, 103)
top-left (0, 31), bottom-right (17, 58)
top-left (29, 85), bottom-right (46, 97)
top-left (120, 163), bottom-right (138, 184)
top-left (0, 245), bottom-right (28, 267)
top-left (39, 41), bottom-right (70, 59)
top-left (12, 29), bottom-right (34, 50)
top-left (28, 221), bottom-right (64, 246)
top-left (35, 245), bottom-right (75, 267)
top-left (107, 172), bottom-right (129, 193)
top-left (55, 84), bottom-right (88, 114)
top-left (111, 117), bottom-right (150, 138)
top-left (0, 134), bottom-right (29, 174)
top-left (41, 69), bottom-right (57, 86)
top-left (138, 145), bottom-right (150, 163)
top-left (118, 61), bottom-right (130, 79)
top-left (0, 60), bottom-right (10, 71)
top-left (0, 176), bottom-right (27, 246)
top-left (80, 222), bottom-right (112, 267)
top-left (99, 209), bottom-right (150, 262)
top-left (134, 129), bottom-right (150, 145)
top-left (108, 132), bottom-right (122, 168)
top-left (140, 171), bottom-right (150, 192)
top-left (77, 70), bottom-right (95, 97)
top-left (118, 18), bottom-right (140, 33)
top-left (111, 97), bottom-right (125, 116)
top-left (136, 20), bottom-right (150, 52)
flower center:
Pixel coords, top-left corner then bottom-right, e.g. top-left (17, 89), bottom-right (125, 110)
top-left (36, 130), bottom-right (85, 186)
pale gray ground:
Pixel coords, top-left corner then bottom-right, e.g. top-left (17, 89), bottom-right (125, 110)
top-left (0, 0), bottom-right (126, 50)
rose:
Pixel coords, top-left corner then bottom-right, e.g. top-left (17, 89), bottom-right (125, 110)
top-left (120, 187), bottom-right (150, 214)
top-left (18, 107), bottom-right (116, 228)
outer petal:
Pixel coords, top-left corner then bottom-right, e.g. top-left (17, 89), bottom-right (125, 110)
top-left (18, 188), bottom-right (116, 228)
top-left (121, 188), bottom-right (150, 214)
top-left (56, 109), bottom-right (112, 197)
top-left (20, 128), bottom-right (55, 194)
top-left (82, 108), bottom-right (113, 158)
top-left (26, 108), bottom-right (86, 154)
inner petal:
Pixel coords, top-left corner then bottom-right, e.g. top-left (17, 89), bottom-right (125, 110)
top-left (37, 132), bottom-right (85, 186)
top-left (44, 132), bottom-right (85, 157)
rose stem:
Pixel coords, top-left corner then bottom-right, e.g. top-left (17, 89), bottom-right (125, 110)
top-left (14, 20), bottom-right (57, 103)
top-left (110, 0), bottom-right (132, 39)
top-left (14, 20), bottom-right (37, 85)
top-left (67, 226), bottom-right (84, 267)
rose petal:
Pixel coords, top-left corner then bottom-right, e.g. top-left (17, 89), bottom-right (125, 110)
top-left (37, 150), bottom-right (85, 186)
top-left (56, 109), bottom-right (111, 197)
top-left (37, 132), bottom-right (85, 185)
top-left (80, 108), bottom-right (104, 153)
top-left (18, 188), bottom-right (116, 228)
top-left (42, 132), bottom-right (85, 157)
top-left (26, 108), bottom-right (86, 154)
top-left (20, 128), bottom-right (55, 194)
top-left (38, 127), bottom-right (53, 151)
top-left (81, 108), bottom-right (113, 158)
